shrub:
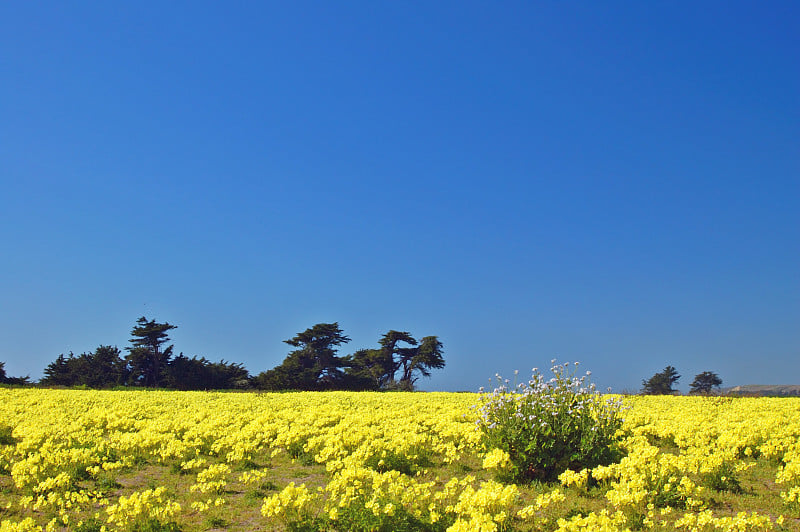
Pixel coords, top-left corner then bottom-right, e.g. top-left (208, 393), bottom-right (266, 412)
top-left (701, 461), bottom-right (743, 493)
top-left (0, 425), bottom-right (15, 446)
top-left (475, 361), bottom-right (624, 482)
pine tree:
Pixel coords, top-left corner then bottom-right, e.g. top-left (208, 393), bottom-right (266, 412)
top-left (641, 366), bottom-right (681, 395)
top-left (126, 317), bottom-right (177, 387)
top-left (689, 371), bottom-right (723, 395)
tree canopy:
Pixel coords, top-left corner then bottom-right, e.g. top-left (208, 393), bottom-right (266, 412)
top-left (126, 316), bottom-right (177, 387)
top-left (689, 371), bottom-right (723, 395)
top-left (641, 365), bottom-right (681, 395)
top-left (42, 346), bottom-right (127, 387)
top-left (255, 325), bottom-right (446, 391)
top-left (254, 323), bottom-right (351, 391)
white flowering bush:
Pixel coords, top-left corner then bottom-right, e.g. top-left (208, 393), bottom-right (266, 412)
top-left (475, 361), bottom-right (625, 482)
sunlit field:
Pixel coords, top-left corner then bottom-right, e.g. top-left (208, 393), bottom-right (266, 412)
top-left (0, 389), bottom-right (798, 531)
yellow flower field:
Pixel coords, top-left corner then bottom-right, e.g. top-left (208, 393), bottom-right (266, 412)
top-left (0, 389), bottom-right (798, 531)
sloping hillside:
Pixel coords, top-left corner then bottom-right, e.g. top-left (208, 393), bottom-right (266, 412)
top-left (726, 384), bottom-right (800, 397)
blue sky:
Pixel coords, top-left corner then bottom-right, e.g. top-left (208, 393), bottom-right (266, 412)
top-left (1, 1), bottom-right (797, 392)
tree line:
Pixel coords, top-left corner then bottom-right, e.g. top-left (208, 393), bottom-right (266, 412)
top-left (641, 365), bottom-right (724, 395)
top-left (1, 317), bottom-right (444, 391)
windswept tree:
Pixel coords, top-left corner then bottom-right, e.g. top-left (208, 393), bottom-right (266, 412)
top-left (690, 371), bottom-right (723, 395)
top-left (378, 330), bottom-right (416, 381)
top-left (257, 324), bottom-right (446, 391)
top-left (641, 365), bottom-right (681, 395)
top-left (126, 317), bottom-right (177, 387)
top-left (344, 331), bottom-right (445, 390)
top-left (398, 335), bottom-right (445, 388)
top-left (255, 323), bottom-right (350, 390)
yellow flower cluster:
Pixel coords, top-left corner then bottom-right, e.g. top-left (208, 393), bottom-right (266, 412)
top-left (105, 487), bottom-right (180, 527)
top-left (595, 434), bottom-right (705, 510)
top-left (482, 448), bottom-right (512, 471)
top-left (558, 468), bottom-right (590, 491)
top-left (189, 463), bottom-right (230, 494)
top-left (260, 481), bottom-right (314, 519)
top-left (674, 510), bottom-right (774, 531)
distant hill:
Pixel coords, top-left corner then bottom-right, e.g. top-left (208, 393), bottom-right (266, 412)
top-left (725, 385), bottom-right (800, 397)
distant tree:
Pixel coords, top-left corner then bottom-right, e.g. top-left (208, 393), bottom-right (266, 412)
top-left (689, 371), bottom-right (723, 395)
top-left (398, 335), bottom-right (445, 388)
top-left (2, 375), bottom-right (30, 385)
top-left (255, 323), bottom-right (350, 390)
top-left (204, 359), bottom-right (250, 389)
top-left (80, 346), bottom-right (127, 388)
top-left (641, 366), bottom-right (681, 395)
top-left (340, 348), bottom-right (389, 390)
top-left (41, 353), bottom-right (75, 385)
top-left (257, 324), bottom-right (446, 391)
top-left (166, 354), bottom-right (207, 390)
top-left (42, 346), bottom-right (127, 388)
top-left (125, 317), bottom-right (177, 387)
top-left (378, 331), bottom-right (416, 384)
top-left (342, 330), bottom-right (417, 390)
top-left (0, 361), bottom-right (6, 383)
top-left (344, 331), bottom-right (445, 391)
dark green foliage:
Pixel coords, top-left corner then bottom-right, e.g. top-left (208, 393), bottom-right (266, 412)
top-left (30, 317), bottom-right (445, 392)
top-left (342, 331), bottom-right (445, 391)
top-left (641, 366), bottom-right (681, 395)
top-left (331, 506), bottom-right (452, 532)
top-left (42, 346), bottom-right (128, 388)
top-left (130, 519), bottom-right (182, 532)
top-left (0, 425), bottom-right (15, 446)
top-left (690, 371), bottom-right (723, 395)
top-left (41, 353), bottom-right (73, 385)
top-left (42, 348), bottom-right (121, 387)
top-left (286, 440), bottom-right (316, 466)
top-left (246, 481), bottom-right (279, 502)
top-left (73, 519), bottom-right (104, 532)
top-left (364, 447), bottom-right (431, 476)
top-left (42, 343), bottom-right (251, 390)
top-left (204, 517), bottom-right (228, 529)
top-left (255, 323), bottom-right (350, 391)
top-left (257, 325), bottom-right (446, 391)
top-left (701, 461), bottom-right (742, 493)
top-left (378, 330), bottom-right (417, 386)
top-left (235, 458), bottom-right (260, 471)
top-left (166, 354), bottom-right (250, 390)
top-left (94, 473), bottom-right (122, 491)
top-left (478, 363), bottom-right (625, 483)
top-left (398, 335), bottom-right (445, 386)
top-left (286, 518), bottom-right (333, 532)
top-left (341, 348), bottom-right (392, 390)
top-left (87, 345), bottom-right (129, 387)
top-left (126, 317), bottom-right (178, 387)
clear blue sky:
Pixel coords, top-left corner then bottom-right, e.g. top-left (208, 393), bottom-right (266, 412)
top-left (1, 1), bottom-right (797, 392)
